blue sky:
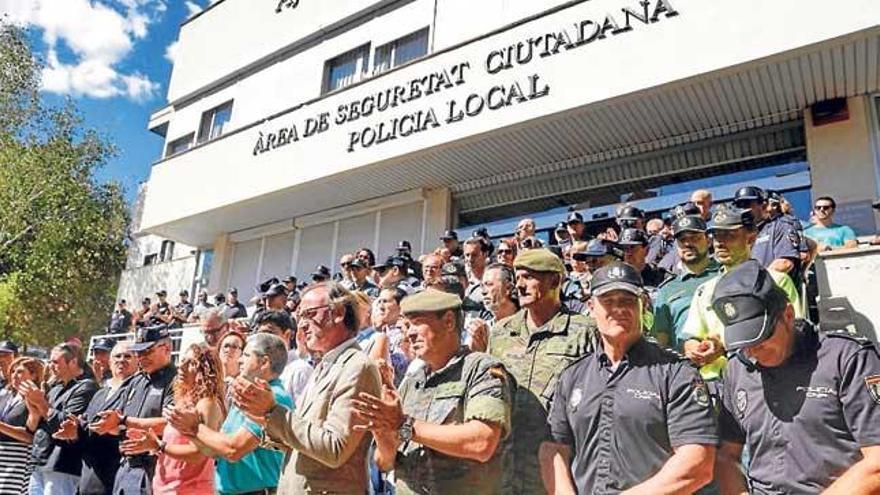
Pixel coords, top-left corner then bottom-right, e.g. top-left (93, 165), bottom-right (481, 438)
top-left (2, 0), bottom-right (214, 204)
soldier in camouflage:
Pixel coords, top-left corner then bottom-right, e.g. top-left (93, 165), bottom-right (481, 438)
top-left (489, 248), bottom-right (596, 494)
top-left (352, 289), bottom-right (514, 494)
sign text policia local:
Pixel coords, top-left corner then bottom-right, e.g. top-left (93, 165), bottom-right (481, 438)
top-left (253, 0), bottom-right (679, 155)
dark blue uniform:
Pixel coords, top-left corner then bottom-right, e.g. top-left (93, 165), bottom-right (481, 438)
top-left (751, 213), bottom-right (802, 286)
top-left (720, 324), bottom-right (880, 492)
top-left (112, 364), bottom-right (176, 495)
top-left (548, 338), bottom-right (718, 492)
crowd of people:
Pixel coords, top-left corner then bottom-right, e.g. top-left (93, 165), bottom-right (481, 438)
top-left (0, 186), bottom-right (878, 494)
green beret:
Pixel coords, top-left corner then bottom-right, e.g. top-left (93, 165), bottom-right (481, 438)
top-left (513, 248), bottom-right (565, 274)
top-left (400, 289), bottom-right (462, 315)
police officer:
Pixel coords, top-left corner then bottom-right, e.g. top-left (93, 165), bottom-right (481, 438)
top-left (90, 337), bottom-right (116, 384)
top-left (617, 205), bottom-right (646, 230)
top-left (310, 264), bottom-right (332, 283)
top-left (222, 287), bottom-right (248, 319)
top-left (351, 289), bottom-right (513, 494)
top-left (108, 300), bottom-right (132, 334)
top-left (170, 290), bottom-right (193, 328)
top-left (617, 228), bottom-right (671, 289)
top-left (440, 230), bottom-right (463, 259)
top-left (90, 325), bottom-right (176, 494)
top-left (566, 211), bottom-right (588, 243)
top-left (562, 241), bottom-right (591, 307)
top-left (681, 208), bottom-right (802, 381)
top-left (734, 186), bottom-right (803, 288)
top-left (541, 262), bottom-right (717, 493)
top-left (652, 215), bottom-right (721, 349)
top-left (343, 257), bottom-right (380, 297)
top-left (150, 290), bottom-right (173, 326)
top-left (374, 255), bottom-right (418, 293)
top-left (553, 222), bottom-right (571, 248)
top-left (489, 248), bottom-right (596, 494)
top-left (712, 261), bottom-right (880, 493)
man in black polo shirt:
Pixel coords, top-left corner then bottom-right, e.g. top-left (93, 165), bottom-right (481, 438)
top-left (90, 325), bottom-right (176, 495)
top-left (21, 343), bottom-right (98, 494)
top-left (540, 262), bottom-right (717, 493)
top-left (713, 261), bottom-right (880, 493)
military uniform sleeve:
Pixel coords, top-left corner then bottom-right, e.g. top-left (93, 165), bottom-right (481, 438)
top-left (665, 362), bottom-right (719, 447)
top-left (546, 364), bottom-right (575, 447)
top-left (464, 357), bottom-right (513, 438)
top-left (718, 370), bottom-right (745, 444)
top-left (652, 289), bottom-right (674, 347)
top-left (839, 344), bottom-right (880, 446)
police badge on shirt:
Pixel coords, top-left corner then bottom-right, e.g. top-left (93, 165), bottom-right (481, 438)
top-left (866, 375), bottom-right (880, 404)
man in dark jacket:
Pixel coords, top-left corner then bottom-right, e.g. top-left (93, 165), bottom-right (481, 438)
top-left (21, 343), bottom-right (98, 494)
top-left (54, 341), bottom-right (139, 495)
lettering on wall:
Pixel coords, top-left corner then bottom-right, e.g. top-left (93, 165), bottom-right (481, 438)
top-left (253, 0), bottom-right (679, 155)
top-left (275, 0), bottom-right (300, 14)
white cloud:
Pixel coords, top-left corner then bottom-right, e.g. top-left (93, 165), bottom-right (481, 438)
top-left (164, 39), bottom-right (179, 64)
top-left (184, 1), bottom-right (202, 17)
top-left (0, 0), bottom-right (167, 101)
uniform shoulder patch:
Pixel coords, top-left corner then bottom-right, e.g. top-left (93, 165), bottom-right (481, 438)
top-left (788, 230), bottom-right (801, 248)
top-left (865, 376), bottom-right (880, 405)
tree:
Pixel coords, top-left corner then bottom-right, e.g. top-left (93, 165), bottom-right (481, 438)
top-left (0, 22), bottom-right (129, 348)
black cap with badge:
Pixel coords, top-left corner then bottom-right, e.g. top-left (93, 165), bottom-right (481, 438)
top-left (711, 260), bottom-right (789, 351)
top-left (0, 340), bottom-right (19, 354)
top-left (310, 265), bottom-right (332, 282)
top-left (440, 230), bottom-right (459, 241)
top-left (130, 325), bottom-right (171, 353)
top-left (590, 262), bottom-right (644, 296)
top-left (265, 283), bottom-right (288, 298)
top-left (708, 207), bottom-right (754, 231)
top-left (373, 256), bottom-right (407, 272)
top-left (673, 215), bottom-right (707, 237)
top-left (566, 211), bottom-right (584, 224)
top-left (92, 337), bottom-right (117, 352)
top-left (617, 228), bottom-right (649, 246)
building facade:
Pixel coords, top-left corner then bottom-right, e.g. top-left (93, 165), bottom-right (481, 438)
top-left (140, 0), bottom-right (880, 303)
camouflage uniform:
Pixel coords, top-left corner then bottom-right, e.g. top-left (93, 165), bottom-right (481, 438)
top-left (395, 349), bottom-right (513, 495)
top-left (489, 306), bottom-right (596, 494)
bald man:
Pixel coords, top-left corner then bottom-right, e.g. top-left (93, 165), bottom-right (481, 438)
top-left (690, 190), bottom-right (713, 221)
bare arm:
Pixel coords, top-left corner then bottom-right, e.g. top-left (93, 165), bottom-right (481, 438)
top-left (842, 239), bottom-right (859, 249)
top-left (538, 441), bottom-right (577, 495)
top-left (621, 444), bottom-right (715, 495)
top-left (715, 441), bottom-right (748, 495)
top-left (125, 416), bottom-right (167, 435)
top-left (411, 419), bottom-right (502, 463)
top-left (0, 420), bottom-right (33, 443)
top-left (372, 430), bottom-right (399, 472)
top-left (823, 445), bottom-right (880, 495)
top-left (368, 333), bottom-right (389, 363)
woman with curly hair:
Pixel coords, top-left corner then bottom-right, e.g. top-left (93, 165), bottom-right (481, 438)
top-left (121, 343), bottom-right (224, 495)
top-left (0, 357), bottom-right (44, 494)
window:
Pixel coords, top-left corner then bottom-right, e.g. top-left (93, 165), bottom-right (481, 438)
top-left (143, 253), bottom-right (158, 266)
top-left (197, 100), bottom-right (233, 144)
top-left (166, 133), bottom-right (194, 157)
top-left (160, 240), bottom-right (175, 262)
top-left (374, 28), bottom-right (429, 75)
top-left (323, 44), bottom-right (370, 94)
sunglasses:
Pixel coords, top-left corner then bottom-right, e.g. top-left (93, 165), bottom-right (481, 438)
top-left (340, 262), bottom-right (353, 268)
top-left (814, 205), bottom-right (833, 211)
top-left (497, 249), bottom-right (513, 255)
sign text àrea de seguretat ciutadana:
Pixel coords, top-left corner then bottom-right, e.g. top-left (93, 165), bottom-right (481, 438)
top-left (253, 0), bottom-right (678, 155)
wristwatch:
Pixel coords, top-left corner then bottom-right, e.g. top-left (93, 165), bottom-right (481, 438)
top-left (398, 415), bottom-right (415, 443)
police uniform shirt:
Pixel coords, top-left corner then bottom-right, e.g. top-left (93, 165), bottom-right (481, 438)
top-left (751, 214), bottom-right (802, 277)
top-left (119, 363), bottom-right (176, 474)
top-left (719, 324), bottom-right (880, 492)
top-left (109, 309), bottom-right (132, 334)
top-left (641, 264), bottom-right (672, 290)
top-left (174, 301), bottom-right (193, 319)
top-left (548, 338), bottom-right (718, 493)
top-left (223, 301), bottom-right (248, 319)
top-left (395, 349), bottom-right (513, 494)
top-left (646, 235), bottom-right (673, 266)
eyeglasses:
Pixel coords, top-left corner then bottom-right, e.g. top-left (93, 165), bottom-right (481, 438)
top-left (340, 262), bottom-right (353, 269)
top-left (497, 249), bottom-right (513, 255)
top-left (814, 205), bottom-right (833, 211)
top-left (296, 304), bottom-right (333, 323)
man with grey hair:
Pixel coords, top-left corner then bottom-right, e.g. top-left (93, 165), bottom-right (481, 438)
top-left (200, 307), bottom-right (228, 348)
top-left (690, 189), bottom-right (713, 221)
top-left (234, 281), bottom-right (382, 494)
top-left (167, 333), bottom-right (294, 495)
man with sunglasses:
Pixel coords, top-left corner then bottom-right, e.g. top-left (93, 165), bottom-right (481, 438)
top-left (713, 261), bottom-right (880, 494)
top-left (734, 186), bottom-right (803, 287)
top-left (680, 207), bottom-right (802, 381)
top-left (233, 282), bottom-right (381, 495)
top-left (617, 228), bottom-right (672, 290)
top-left (652, 215), bottom-right (721, 349)
top-left (91, 325), bottom-right (176, 495)
top-left (805, 195), bottom-right (858, 251)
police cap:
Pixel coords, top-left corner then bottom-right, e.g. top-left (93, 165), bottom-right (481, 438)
top-left (0, 340), bottom-right (19, 354)
top-left (590, 262), bottom-right (644, 296)
top-left (673, 215), bottom-right (707, 237)
top-left (711, 260), bottom-right (789, 351)
top-left (709, 207), bottom-right (754, 231)
top-left (670, 202), bottom-right (701, 219)
top-left (441, 261), bottom-right (466, 278)
top-left (555, 221), bottom-right (568, 233)
top-left (373, 256), bottom-right (407, 272)
top-left (92, 337), bottom-right (116, 352)
top-left (310, 265), bottom-right (331, 281)
top-left (733, 186), bottom-right (766, 204)
top-left (265, 283), bottom-right (288, 298)
top-left (130, 325), bottom-right (171, 352)
top-left (155, 289), bottom-right (167, 297)
top-left (617, 228), bottom-right (649, 246)
top-left (440, 230), bottom-right (459, 241)
top-left (566, 211), bottom-right (585, 224)
top-left (400, 288), bottom-right (462, 316)
top-left (618, 206), bottom-right (645, 221)
top-left (513, 248), bottom-right (566, 274)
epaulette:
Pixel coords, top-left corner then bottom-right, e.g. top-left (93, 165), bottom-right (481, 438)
top-left (823, 327), bottom-right (875, 348)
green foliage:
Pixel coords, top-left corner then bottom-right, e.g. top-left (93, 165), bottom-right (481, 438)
top-left (0, 22), bottom-right (129, 347)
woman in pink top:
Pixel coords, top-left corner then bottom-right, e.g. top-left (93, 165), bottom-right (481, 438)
top-left (122, 343), bottom-right (225, 495)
